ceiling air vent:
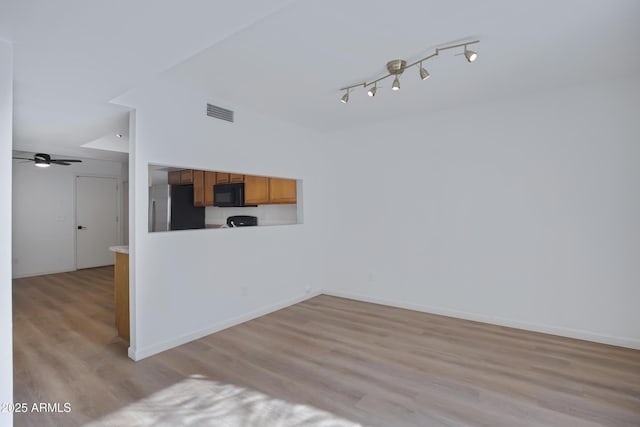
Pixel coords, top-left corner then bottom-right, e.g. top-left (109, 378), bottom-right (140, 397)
top-left (206, 103), bottom-right (234, 123)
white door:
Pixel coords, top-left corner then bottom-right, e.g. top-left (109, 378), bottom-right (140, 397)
top-left (76, 176), bottom-right (119, 269)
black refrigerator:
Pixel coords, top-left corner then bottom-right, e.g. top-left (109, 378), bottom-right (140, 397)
top-left (170, 185), bottom-right (205, 231)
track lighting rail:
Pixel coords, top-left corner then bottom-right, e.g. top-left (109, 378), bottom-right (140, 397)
top-left (339, 39), bottom-right (479, 102)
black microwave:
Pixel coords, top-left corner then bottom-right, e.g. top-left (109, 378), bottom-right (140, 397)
top-left (214, 183), bottom-right (245, 207)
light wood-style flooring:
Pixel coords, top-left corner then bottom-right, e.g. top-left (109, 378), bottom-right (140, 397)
top-left (13, 267), bottom-right (640, 426)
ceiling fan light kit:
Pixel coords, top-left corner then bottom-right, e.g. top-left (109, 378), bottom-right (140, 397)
top-left (12, 153), bottom-right (83, 167)
top-left (339, 39), bottom-right (479, 103)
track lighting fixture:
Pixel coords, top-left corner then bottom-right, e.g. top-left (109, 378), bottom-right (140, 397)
top-left (339, 39), bottom-right (479, 103)
top-left (392, 76), bottom-right (400, 91)
top-left (419, 62), bottom-right (430, 80)
top-left (386, 59), bottom-right (405, 91)
top-left (340, 89), bottom-right (350, 104)
top-left (464, 46), bottom-right (477, 62)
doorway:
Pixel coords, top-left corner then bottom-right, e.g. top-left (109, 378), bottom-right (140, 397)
top-left (76, 176), bottom-right (119, 269)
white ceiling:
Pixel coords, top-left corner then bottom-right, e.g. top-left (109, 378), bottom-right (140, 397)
top-left (162, 0), bottom-right (640, 131)
top-left (2, 0), bottom-right (640, 158)
top-left (0, 0), bottom-right (295, 159)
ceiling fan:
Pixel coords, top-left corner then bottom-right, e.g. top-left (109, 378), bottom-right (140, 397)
top-left (12, 153), bottom-right (83, 168)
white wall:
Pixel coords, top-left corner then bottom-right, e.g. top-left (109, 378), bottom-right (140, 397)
top-left (114, 73), bottom-right (639, 359)
top-left (122, 161), bottom-right (129, 244)
top-left (0, 40), bottom-right (14, 427)
top-left (325, 75), bottom-right (640, 349)
top-left (12, 158), bottom-right (125, 278)
top-left (114, 81), bottom-right (328, 359)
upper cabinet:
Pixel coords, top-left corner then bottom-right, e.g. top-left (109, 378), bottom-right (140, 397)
top-left (230, 173), bottom-right (244, 183)
top-left (168, 168), bottom-right (296, 207)
top-left (269, 178), bottom-right (297, 204)
top-left (216, 173), bottom-right (230, 184)
top-left (245, 175), bottom-right (296, 205)
top-left (193, 170), bottom-right (205, 207)
top-left (219, 173), bottom-right (243, 183)
top-left (169, 169), bottom-right (195, 185)
top-left (168, 170), bottom-right (181, 185)
top-left (204, 171), bottom-right (216, 206)
top-left (244, 175), bottom-right (269, 205)
top-left (180, 169), bottom-right (194, 185)
top-left (169, 169), bottom-right (207, 206)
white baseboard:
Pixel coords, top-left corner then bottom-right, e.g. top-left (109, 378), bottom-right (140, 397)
top-left (129, 290), bottom-right (322, 361)
top-left (322, 289), bottom-right (640, 350)
top-left (12, 268), bottom-right (76, 279)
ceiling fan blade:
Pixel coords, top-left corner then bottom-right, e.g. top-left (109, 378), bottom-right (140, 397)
top-left (52, 159), bottom-right (82, 163)
top-left (12, 157), bottom-right (34, 161)
top-left (50, 161), bottom-right (71, 166)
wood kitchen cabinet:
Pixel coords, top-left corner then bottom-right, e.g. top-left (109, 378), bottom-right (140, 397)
top-left (230, 173), bottom-right (244, 183)
top-left (269, 178), bottom-right (297, 204)
top-left (168, 170), bottom-right (181, 185)
top-left (114, 252), bottom-right (129, 341)
top-left (244, 176), bottom-right (297, 205)
top-left (180, 169), bottom-right (194, 184)
top-left (170, 169), bottom-right (296, 206)
top-left (244, 175), bottom-right (269, 205)
top-left (204, 171), bottom-right (216, 206)
top-left (216, 172), bottom-right (243, 183)
top-left (170, 169), bottom-right (210, 207)
top-left (193, 169), bottom-right (205, 207)
top-left (169, 169), bottom-right (195, 185)
top-left (216, 172), bottom-right (230, 184)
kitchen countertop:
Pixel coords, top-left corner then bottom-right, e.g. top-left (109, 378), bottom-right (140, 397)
top-left (109, 245), bottom-right (129, 254)
top-left (204, 221), bottom-right (297, 229)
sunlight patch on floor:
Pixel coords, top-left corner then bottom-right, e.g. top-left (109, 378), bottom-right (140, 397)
top-left (86, 375), bottom-right (362, 426)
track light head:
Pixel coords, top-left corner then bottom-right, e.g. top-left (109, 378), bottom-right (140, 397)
top-left (392, 76), bottom-right (400, 91)
top-left (367, 85), bottom-right (377, 97)
top-left (340, 90), bottom-right (349, 104)
top-left (419, 63), bottom-right (430, 80)
top-left (464, 47), bottom-right (477, 62)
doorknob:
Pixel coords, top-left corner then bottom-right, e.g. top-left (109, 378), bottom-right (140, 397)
top-left (77, 226), bottom-right (87, 230)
